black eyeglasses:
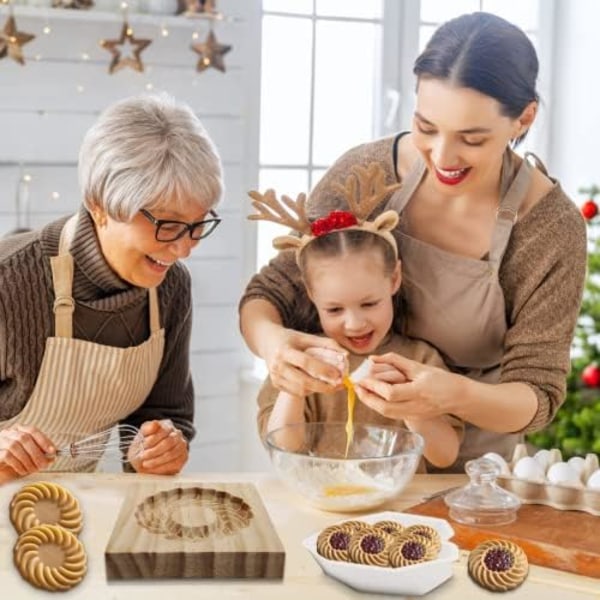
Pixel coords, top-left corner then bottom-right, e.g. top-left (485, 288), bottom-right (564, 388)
top-left (140, 208), bottom-right (221, 242)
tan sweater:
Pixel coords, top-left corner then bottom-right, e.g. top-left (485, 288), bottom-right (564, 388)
top-left (242, 136), bottom-right (587, 434)
top-left (0, 208), bottom-right (195, 441)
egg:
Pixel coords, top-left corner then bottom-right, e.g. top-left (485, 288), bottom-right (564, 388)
top-left (546, 462), bottom-right (583, 487)
top-left (512, 456), bottom-right (546, 483)
top-left (482, 452), bottom-right (511, 475)
top-left (586, 469), bottom-right (600, 490)
top-left (567, 455), bottom-right (586, 475)
top-left (533, 449), bottom-right (553, 471)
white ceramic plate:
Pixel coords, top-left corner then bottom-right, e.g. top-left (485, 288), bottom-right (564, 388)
top-left (302, 511), bottom-right (459, 596)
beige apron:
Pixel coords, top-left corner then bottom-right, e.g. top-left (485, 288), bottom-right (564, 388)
top-left (0, 215), bottom-right (165, 471)
top-left (388, 151), bottom-right (536, 472)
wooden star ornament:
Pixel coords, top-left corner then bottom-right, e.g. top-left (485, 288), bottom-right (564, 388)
top-left (0, 15), bottom-right (35, 65)
top-left (191, 29), bottom-right (231, 73)
top-left (100, 22), bottom-right (151, 74)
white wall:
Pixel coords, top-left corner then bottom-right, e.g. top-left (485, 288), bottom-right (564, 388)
top-left (548, 0), bottom-right (600, 200)
top-left (0, 0), bottom-right (262, 472)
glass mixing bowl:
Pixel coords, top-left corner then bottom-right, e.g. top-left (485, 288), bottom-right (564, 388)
top-left (265, 422), bottom-right (424, 512)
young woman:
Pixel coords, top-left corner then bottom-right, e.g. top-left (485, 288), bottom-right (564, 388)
top-left (0, 93), bottom-right (223, 482)
top-left (252, 174), bottom-right (462, 469)
top-left (240, 12), bottom-right (587, 471)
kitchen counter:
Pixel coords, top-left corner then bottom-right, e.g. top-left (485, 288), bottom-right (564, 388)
top-left (0, 472), bottom-right (598, 599)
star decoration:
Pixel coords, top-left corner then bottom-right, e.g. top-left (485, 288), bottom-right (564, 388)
top-left (191, 29), bottom-right (231, 73)
top-left (0, 15), bottom-right (35, 66)
top-left (100, 22), bottom-right (152, 74)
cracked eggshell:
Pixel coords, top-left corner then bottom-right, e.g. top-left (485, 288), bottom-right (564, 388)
top-left (512, 456), bottom-right (546, 483)
top-left (546, 462), bottom-right (583, 487)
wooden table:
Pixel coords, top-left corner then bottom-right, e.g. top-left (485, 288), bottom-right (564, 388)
top-left (0, 473), bottom-right (598, 599)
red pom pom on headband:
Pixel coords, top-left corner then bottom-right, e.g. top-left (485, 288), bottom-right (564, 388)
top-left (311, 211), bottom-right (358, 237)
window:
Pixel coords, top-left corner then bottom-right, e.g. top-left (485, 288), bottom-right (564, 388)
top-left (256, 0), bottom-right (550, 269)
top-left (257, 1), bottom-right (384, 268)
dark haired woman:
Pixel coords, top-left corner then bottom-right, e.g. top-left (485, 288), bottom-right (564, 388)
top-left (239, 12), bottom-right (586, 471)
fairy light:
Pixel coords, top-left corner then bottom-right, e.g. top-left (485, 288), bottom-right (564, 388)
top-left (43, 25), bottom-right (51, 34)
top-left (76, 84), bottom-right (85, 93)
top-left (192, 31), bottom-right (199, 40)
top-left (145, 82), bottom-right (153, 91)
top-left (51, 192), bottom-right (60, 201)
top-left (160, 23), bottom-right (169, 37)
top-left (81, 52), bottom-right (90, 61)
top-left (22, 174), bottom-right (32, 183)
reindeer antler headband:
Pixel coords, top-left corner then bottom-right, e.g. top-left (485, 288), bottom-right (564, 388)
top-left (247, 163), bottom-right (402, 261)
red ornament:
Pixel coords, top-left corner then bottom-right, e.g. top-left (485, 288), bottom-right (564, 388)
top-left (582, 363), bottom-right (600, 387)
top-left (310, 210), bottom-right (358, 237)
top-left (581, 199), bottom-right (598, 220)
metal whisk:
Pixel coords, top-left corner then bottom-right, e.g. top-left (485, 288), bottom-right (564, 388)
top-left (47, 424), bottom-right (144, 462)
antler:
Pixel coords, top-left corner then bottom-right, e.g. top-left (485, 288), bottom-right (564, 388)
top-left (333, 162), bottom-right (401, 222)
top-left (247, 189), bottom-right (312, 236)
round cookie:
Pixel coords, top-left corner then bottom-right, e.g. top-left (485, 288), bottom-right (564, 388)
top-left (13, 524), bottom-right (87, 591)
top-left (338, 519), bottom-right (370, 532)
top-left (373, 520), bottom-right (404, 537)
top-left (389, 536), bottom-right (439, 567)
top-left (348, 529), bottom-right (394, 567)
top-left (316, 524), bottom-right (354, 562)
top-left (10, 481), bottom-right (83, 535)
top-left (403, 524), bottom-right (442, 553)
top-left (468, 539), bottom-right (529, 592)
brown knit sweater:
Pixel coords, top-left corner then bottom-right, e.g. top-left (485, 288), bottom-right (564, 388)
top-left (0, 207), bottom-right (195, 441)
top-left (241, 135), bottom-right (587, 435)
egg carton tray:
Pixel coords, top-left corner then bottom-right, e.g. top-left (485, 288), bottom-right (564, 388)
top-left (494, 444), bottom-right (600, 516)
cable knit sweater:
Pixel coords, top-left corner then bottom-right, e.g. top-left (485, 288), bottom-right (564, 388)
top-left (241, 135), bottom-right (587, 435)
top-left (0, 207), bottom-right (195, 441)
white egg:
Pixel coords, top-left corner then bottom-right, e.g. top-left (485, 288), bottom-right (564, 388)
top-left (546, 462), bottom-right (583, 487)
top-left (512, 456), bottom-right (546, 483)
top-left (533, 449), bottom-right (552, 471)
top-left (482, 452), bottom-right (511, 475)
top-left (586, 469), bottom-right (600, 490)
top-left (567, 455), bottom-right (586, 475)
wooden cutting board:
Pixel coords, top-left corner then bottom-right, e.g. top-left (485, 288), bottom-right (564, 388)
top-left (105, 482), bottom-right (285, 580)
top-left (405, 497), bottom-right (600, 578)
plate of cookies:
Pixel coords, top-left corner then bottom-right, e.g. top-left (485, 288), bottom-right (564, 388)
top-left (303, 511), bottom-right (459, 596)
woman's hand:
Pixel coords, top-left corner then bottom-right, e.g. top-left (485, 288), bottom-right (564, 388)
top-left (0, 425), bottom-right (55, 483)
top-left (355, 353), bottom-right (458, 420)
top-left (129, 419), bottom-right (189, 476)
top-left (264, 328), bottom-right (347, 397)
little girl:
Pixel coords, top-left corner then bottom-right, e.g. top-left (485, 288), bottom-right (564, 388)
top-left (249, 164), bottom-right (462, 469)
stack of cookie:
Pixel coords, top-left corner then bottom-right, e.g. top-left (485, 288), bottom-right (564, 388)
top-left (9, 481), bottom-right (87, 592)
top-left (316, 518), bottom-right (442, 568)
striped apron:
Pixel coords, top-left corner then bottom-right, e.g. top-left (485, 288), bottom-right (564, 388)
top-left (0, 215), bottom-right (165, 471)
top-left (388, 151), bottom-right (536, 472)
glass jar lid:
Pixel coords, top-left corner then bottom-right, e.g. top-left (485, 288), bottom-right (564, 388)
top-left (444, 457), bottom-right (521, 526)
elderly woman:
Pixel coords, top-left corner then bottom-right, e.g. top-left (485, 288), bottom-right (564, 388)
top-left (0, 94), bottom-right (223, 483)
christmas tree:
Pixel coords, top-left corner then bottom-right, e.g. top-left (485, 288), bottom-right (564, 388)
top-left (527, 185), bottom-right (600, 458)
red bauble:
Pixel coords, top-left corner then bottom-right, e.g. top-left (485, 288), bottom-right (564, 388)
top-left (582, 363), bottom-right (600, 387)
top-left (581, 199), bottom-right (598, 220)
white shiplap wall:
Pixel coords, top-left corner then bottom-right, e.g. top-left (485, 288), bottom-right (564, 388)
top-left (0, 0), bottom-right (262, 472)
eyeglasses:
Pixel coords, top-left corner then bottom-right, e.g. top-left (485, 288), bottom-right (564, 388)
top-left (140, 208), bottom-right (221, 242)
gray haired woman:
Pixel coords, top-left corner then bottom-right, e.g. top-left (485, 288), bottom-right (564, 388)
top-left (0, 94), bottom-right (223, 483)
